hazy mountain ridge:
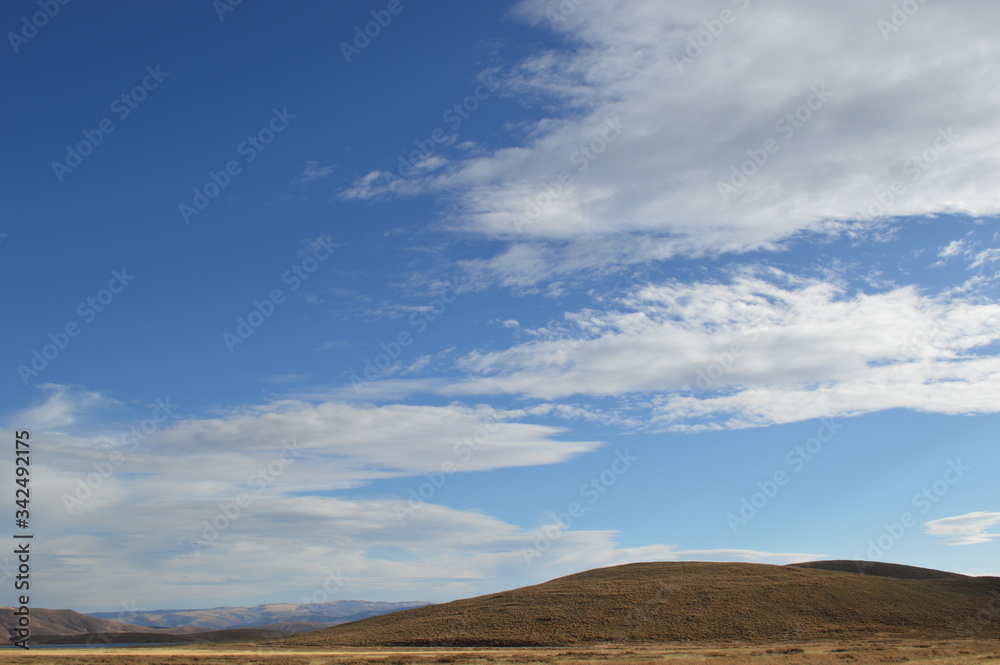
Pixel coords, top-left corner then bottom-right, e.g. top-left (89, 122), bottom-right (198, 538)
top-left (2, 600), bottom-right (430, 644)
top-left (86, 599), bottom-right (431, 631)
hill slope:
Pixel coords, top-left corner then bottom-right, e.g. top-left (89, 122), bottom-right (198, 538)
top-left (0, 607), bottom-right (151, 637)
top-left (287, 561), bottom-right (1000, 646)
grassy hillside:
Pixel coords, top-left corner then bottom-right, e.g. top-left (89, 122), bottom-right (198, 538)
top-left (286, 561), bottom-right (1000, 646)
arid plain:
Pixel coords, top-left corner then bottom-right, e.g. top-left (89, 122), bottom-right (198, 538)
top-left (1, 640), bottom-right (1000, 665)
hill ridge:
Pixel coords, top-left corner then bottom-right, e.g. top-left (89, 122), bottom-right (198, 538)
top-left (787, 560), bottom-right (969, 580)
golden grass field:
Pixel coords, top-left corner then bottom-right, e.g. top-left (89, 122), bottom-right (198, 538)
top-left (1, 639), bottom-right (999, 665)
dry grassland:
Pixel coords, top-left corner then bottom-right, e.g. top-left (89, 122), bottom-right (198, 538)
top-left (0, 639), bottom-right (998, 665)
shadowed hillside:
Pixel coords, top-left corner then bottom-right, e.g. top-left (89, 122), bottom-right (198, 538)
top-left (787, 560), bottom-right (971, 580)
top-left (0, 607), bottom-right (154, 637)
top-left (287, 561), bottom-right (1000, 646)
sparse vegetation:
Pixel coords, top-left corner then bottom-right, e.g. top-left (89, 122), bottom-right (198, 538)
top-left (282, 561), bottom-right (1000, 647)
top-left (0, 640), bottom-right (999, 665)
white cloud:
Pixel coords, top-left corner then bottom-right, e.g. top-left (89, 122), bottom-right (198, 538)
top-left (298, 160), bottom-right (334, 182)
top-left (285, 161), bottom-right (336, 201)
top-left (346, 0), bottom-right (1000, 282)
top-left (444, 271), bottom-right (1000, 429)
top-left (32, 489), bottom-right (819, 609)
top-left (925, 511), bottom-right (1000, 545)
top-left (2, 386), bottom-right (823, 610)
top-left (12, 383), bottom-right (120, 430)
top-left (972, 248), bottom-right (1000, 270)
top-left (939, 239), bottom-right (970, 259)
top-left (143, 400), bottom-right (599, 483)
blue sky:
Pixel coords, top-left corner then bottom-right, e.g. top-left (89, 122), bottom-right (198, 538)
top-left (2, 0), bottom-right (999, 613)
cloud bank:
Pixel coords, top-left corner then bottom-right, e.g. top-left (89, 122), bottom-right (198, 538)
top-left (346, 0), bottom-right (1000, 283)
top-left (444, 270), bottom-right (1000, 429)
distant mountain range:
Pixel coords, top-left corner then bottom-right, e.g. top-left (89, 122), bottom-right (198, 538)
top-left (87, 600), bottom-right (431, 631)
top-left (1, 600), bottom-right (430, 645)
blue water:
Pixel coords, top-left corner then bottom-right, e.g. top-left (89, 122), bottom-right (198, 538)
top-left (1, 642), bottom-right (194, 649)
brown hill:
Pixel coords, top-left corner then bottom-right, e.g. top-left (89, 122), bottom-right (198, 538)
top-left (287, 561), bottom-right (1000, 646)
top-left (0, 607), bottom-right (151, 638)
